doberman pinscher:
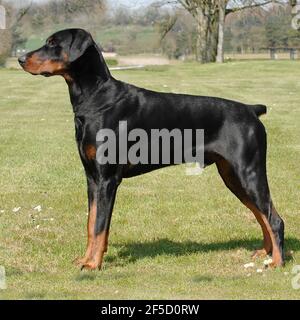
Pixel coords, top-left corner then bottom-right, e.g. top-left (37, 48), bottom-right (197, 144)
top-left (18, 29), bottom-right (284, 270)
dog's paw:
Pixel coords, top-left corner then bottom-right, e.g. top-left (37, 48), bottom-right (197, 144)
top-left (80, 261), bottom-right (101, 271)
top-left (73, 256), bottom-right (88, 266)
top-left (251, 249), bottom-right (268, 259)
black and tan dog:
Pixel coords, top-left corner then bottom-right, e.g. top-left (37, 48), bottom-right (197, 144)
top-left (19, 29), bottom-right (284, 270)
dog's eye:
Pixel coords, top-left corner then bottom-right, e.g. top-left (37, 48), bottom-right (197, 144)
top-left (47, 39), bottom-right (56, 47)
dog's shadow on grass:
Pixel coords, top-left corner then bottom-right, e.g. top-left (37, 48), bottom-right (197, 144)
top-left (107, 237), bottom-right (300, 265)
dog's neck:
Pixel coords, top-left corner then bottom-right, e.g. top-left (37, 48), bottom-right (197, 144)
top-left (65, 44), bottom-right (111, 111)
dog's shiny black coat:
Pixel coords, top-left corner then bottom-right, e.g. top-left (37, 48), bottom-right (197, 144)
top-left (19, 29), bottom-right (284, 269)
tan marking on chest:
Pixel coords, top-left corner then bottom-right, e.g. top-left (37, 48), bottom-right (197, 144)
top-left (85, 144), bottom-right (97, 160)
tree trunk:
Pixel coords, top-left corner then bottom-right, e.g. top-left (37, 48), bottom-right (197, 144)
top-left (195, 12), bottom-right (209, 63)
top-left (195, 8), bottom-right (218, 63)
top-left (207, 16), bottom-right (218, 62)
top-left (0, 30), bottom-right (12, 66)
top-left (216, 0), bottom-right (226, 63)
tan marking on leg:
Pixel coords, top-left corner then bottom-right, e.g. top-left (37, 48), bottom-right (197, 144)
top-left (92, 231), bottom-right (109, 269)
top-left (78, 202), bottom-right (110, 270)
top-left (252, 249), bottom-right (268, 259)
top-left (215, 156), bottom-right (283, 267)
top-left (81, 231), bottom-right (109, 270)
top-left (261, 214), bottom-right (282, 267)
top-left (74, 200), bottom-right (97, 266)
top-left (246, 202), bottom-right (282, 267)
top-left (246, 203), bottom-right (272, 259)
top-left (216, 158), bottom-right (271, 258)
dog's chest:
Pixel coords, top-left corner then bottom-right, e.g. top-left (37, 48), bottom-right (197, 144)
top-left (74, 116), bottom-right (100, 162)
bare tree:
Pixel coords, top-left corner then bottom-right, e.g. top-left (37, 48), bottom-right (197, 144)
top-left (176, 1), bottom-right (219, 63)
top-left (0, 1), bottom-right (32, 58)
top-left (217, 0), bottom-right (227, 62)
top-left (217, 1), bottom-right (288, 62)
top-left (158, 13), bottom-right (178, 41)
top-left (10, 3), bottom-right (32, 55)
top-left (0, 30), bottom-right (11, 65)
top-left (155, 0), bottom-right (288, 63)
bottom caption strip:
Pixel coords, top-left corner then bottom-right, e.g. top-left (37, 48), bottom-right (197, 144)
top-left (100, 303), bottom-right (200, 318)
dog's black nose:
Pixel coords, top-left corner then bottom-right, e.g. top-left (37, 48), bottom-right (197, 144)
top-left (18, 55), bottom-right (26, 65)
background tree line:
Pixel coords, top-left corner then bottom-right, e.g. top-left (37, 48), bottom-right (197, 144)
top-left (0, 0), bottom-right (299, 66)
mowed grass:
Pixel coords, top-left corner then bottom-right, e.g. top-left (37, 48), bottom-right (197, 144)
top-left (0, 61), bottom-right (299, 299)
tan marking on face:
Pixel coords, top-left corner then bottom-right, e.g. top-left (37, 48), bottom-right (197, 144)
top-left (63, 74), bottom-right (73, 82)
top-left (62, 51), bottom-right (69, 62)
top-left (47, 37), bottom-right (54, 44)
top-left (23, 53), bottom-right (67, 75)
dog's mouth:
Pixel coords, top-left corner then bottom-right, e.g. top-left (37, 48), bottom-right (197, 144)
top-left (25, 70), bottom-right (52, 77)
top-left (40, 72), bottom-right (52, 77)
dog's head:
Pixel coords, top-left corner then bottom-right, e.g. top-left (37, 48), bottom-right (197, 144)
top-left (18, 29), bottom-right (94, 77)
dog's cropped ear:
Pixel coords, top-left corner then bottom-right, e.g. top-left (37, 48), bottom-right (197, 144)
top-left (69, 30), bottom-right (94, 63)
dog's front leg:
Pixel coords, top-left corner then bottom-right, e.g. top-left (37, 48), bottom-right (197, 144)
top-left (80, 174), bottom-right (120, 270)
top-left (74, 176), bottom-right (97, 266)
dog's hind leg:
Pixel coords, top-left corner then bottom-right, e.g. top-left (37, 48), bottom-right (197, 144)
top-left (215, 124), bottom-right (284, 266)
top-left (216, 157), bottom-right (271, 258)
top-left (216, 156), bottom-right (284, 266)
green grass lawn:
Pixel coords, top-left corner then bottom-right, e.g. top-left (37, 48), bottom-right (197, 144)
top-left (0, 61), bottom-right (299, 299)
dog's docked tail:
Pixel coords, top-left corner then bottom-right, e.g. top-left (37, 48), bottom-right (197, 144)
top-left (252, 104), bottom-right (267, 117)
